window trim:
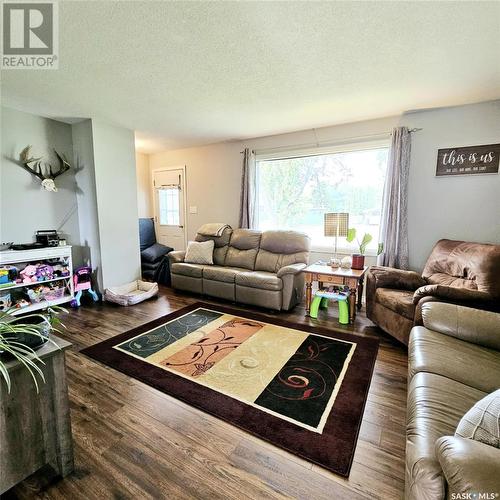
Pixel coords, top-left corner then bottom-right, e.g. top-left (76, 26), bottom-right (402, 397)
top-left (254, 139), bottom-right (390, 253)
top-left (254, 138), bottom-right (390, 162)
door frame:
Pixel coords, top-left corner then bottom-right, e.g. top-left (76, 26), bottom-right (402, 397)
top-left (151, 165), bottom-right (188, 250)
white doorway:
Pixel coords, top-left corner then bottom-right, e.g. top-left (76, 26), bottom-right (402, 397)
top-left (152, 166), bottom-right (187, 251)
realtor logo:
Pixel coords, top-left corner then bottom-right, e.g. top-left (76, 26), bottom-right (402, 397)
top-left (2, 1), bottom-right (58, 69)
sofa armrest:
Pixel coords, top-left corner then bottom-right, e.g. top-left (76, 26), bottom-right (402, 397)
top-left (368, 266), bottom-right (426, 291)
top-left (436, 436), bottom-right (500, 496)
top-left (168, 251), bottom-right (186, 264)
top-left (413, 284), bottom-right (493, 305)
top-left (277, 263), bottom-right (306, 278)
top-left (420, 302), bottom-right (500, 350)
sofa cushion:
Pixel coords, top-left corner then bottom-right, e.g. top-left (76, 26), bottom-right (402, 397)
top-left (139, 218), bottom-right (156, 251)
top-left (225, 247), bottom-right (258, 270)
top-left (406, 372), bottom-right (487, 500)
top-left (422, 239), bottom-right (500, 297)
top-left (170, 262), bottom-right (205, 278)
top-left (259, 230), bottom-right (310, 254)
top-left (229, 229), bottom-right (262, 250)
top-left (255, 230), bottom-right (310, 273)
top-left (141, 243), bottom-right (172, 263)
top-left (235, 271), bottom-right (282, 291)
top-left (455, 389), bottom-right (500, 448)
top-left (184, 240), bottom-right (214, 265)
top-left (409, 326), bottom-right (500, 393)
top-left (375, 287), bottom-right (415, 319)
top-left (203, 266), bottom-right (246, 283)
top-left (436, 435), bottom-right (500, 498)
top-left (195, 226), bottom-right (232, 265)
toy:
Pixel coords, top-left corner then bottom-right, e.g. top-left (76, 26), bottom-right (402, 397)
top-left (35, 264), bottom-right (54, 281)
top-left (71, 266), bottom-right (99, 307)
top-left (27, 286), bottom-right (45, 303)
top-left (20, 265), bottom-right (38, 284)
top-left (0, 269), bottom-right (9, 285)
top-left (0, 293), bottom-right (12, 311)
top-left (53, 264), bottom-right (70, 277)
top-left (15, 298), bottom-right (30, 309)
top-left (309, 286), bottom-right (350, 324)
top-left (0, 266), bottom-right (18, 286)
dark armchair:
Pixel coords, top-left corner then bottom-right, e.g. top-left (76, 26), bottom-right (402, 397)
top-left (366, 239), bottom-right (500, 344)
top-left (139, 218), bottom-right (173, 285)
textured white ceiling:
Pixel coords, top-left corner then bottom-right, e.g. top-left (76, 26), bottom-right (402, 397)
top-left (2, 1), bottom-right (500, 153)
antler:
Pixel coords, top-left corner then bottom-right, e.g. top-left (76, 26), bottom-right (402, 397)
top-left (50, 150), bottom-right (71, 179)
top-left (19, 146), bottom-right (72, 179)
top-left (19, 145), bottom-right (45, 181)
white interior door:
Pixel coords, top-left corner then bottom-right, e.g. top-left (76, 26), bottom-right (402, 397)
top-left (153, 167), bottom-right (186, 251)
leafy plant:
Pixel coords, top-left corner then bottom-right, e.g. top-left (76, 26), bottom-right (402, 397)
top-left (0, 307), bottom-right (65, 393)
top-left (346, 228), bottom-right (384, 256)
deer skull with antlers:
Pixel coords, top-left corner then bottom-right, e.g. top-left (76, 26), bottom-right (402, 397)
top-left (19, 145), bottom-right (72, 192)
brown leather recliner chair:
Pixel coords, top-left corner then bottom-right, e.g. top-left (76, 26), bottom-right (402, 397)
top-left (366, 239), bottom-right (500, 344)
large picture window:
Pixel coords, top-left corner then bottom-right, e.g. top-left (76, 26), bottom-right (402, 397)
top-left (255, 144), bottom-right (389, 252)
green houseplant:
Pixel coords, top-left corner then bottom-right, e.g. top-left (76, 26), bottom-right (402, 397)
top-left (0, 307), bottom-right (64, 393)
top-left (346, 228), bottom-right (384, 270)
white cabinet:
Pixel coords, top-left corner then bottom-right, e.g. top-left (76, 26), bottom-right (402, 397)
top-left (0, 246), bottom-right (74, 315)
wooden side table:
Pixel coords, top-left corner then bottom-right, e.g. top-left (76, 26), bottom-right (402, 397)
top-left (0, 336), bottom-right (74, 494)
top-left (302, 264), bottom-right (368, 323)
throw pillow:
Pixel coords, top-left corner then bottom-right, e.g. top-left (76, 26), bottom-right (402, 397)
top-left (184, 240), bottom-right (214, 265)
top-left (455, 389), bottom-right (500, 448)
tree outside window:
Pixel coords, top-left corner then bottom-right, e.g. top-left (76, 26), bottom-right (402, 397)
top-left (256, 147), bottom-right (388, 251)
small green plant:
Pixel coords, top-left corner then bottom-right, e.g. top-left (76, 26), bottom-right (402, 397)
top-left (0, 307), bottom-right (65, 393)
top-left (346, 228), bottom-right (384, 256)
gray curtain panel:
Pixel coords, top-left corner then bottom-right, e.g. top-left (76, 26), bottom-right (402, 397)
top-left (378, 127), bottom-right (411, 269)
top-left (238, 148), bottom-right (256, 228)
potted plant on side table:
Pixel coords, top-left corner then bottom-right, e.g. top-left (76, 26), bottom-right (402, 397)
top-left (0, 307), bottom-right (64, 393)
top-left (346, 229), bottom-right (384, 270)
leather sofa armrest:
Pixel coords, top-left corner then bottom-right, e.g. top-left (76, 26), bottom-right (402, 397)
top-left (277, 263), bottom-right (306, 278)
top-left (436, 436), bottom-right (500, 496)
top-left (368, 266), bottom-right (426, 291)
top-left (168, 251), bottom-right (186, 264)
top-left (413, 284), bottom-right (493, 305)
top-left (420, 302), bottom-right (500, 350)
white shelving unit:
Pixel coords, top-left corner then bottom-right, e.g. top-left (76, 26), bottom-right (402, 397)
top-left (0, 246), bottom-right (74, 315)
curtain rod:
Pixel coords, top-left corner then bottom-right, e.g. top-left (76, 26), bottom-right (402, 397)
top-left (239, 127), bottom-right (422, 154)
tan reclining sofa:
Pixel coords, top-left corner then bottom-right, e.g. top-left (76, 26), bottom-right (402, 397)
top-left (406, 301), bottom-right (500, 499)
top-left (168, 227), bottom-right (311, 311)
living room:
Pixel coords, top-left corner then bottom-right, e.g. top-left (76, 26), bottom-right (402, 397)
top-left (1, 1), bottom-right (499, 499)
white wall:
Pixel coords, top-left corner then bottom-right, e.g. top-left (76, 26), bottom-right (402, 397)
top-left (72, 119), bottom-right (102, 285)
top-left (1, 107), bottom-right (80, 253)
top-left (149, 142), bottom-right (242, 241)
top-left (91, 120), bottom-right (141, 289)
top-left (401, 100), bottom-right (500, 270)
top-left (147, 101), bottom-right (500, 271)
top-left (136, 152), bottom-right (153, 218)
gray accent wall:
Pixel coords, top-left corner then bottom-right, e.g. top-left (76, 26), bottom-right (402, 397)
top-left (146, 100), bottom-right (500, 272)
top-left (1, 107), bottom-right (80, 256)
top-left (72, 119), bottom-right (103, 288)
top-left (401, 100), bottom-right (500, 270)
top-left (1, 107), bottom-right (141, 291)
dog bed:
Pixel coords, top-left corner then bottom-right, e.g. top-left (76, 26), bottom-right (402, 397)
top-left (104, 280), bottom-right (158, 306)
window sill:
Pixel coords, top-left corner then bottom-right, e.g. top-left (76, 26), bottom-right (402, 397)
top-left (310, 245), bottom-right (379, 257)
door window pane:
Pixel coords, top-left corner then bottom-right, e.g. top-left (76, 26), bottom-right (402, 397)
top-left (158, 187), bottom-right (180, 226)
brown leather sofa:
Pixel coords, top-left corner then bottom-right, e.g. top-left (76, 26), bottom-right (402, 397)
top-left (406, 302), bottom-right (500, 499)
top-left (366, 239), bottom-right (500, 344)
top-left (168, 227), bottom-right (311, 310)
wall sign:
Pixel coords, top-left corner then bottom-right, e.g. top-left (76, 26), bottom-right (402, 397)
top-left (436, 143), bottom-right (500, 176)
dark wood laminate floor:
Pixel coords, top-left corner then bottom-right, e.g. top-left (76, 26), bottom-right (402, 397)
top-left (9, 287), bottom-right (408, 500)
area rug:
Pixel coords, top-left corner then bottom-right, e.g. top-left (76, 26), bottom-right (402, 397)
top-left (81, 302), bottom-right (379, 476)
